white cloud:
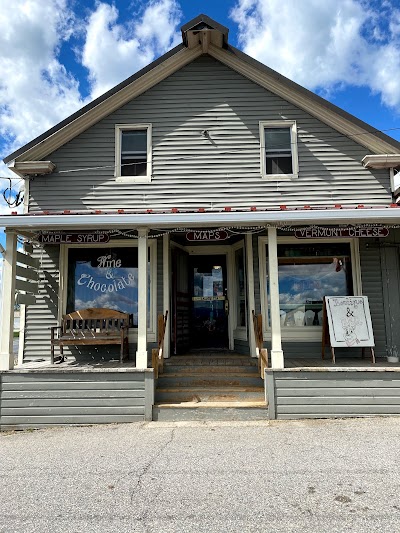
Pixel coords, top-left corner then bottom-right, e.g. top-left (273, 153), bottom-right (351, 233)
top-left (231, 0), bottom-right (400, 109)
top-left (0, 0), bottom-right (182, 216)
top-left (0, 0), bottom-right (85, 153)
top-left (81, 0), bottom-right (181, 98)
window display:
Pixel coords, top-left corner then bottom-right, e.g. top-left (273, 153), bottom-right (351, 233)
top-left (268, 243), bottom-right (353, 327)
top-left (67, 246), bottom-right (150, 327)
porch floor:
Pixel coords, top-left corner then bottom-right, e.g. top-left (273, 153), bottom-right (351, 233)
top-left (285, 357), bottom-right (400, 371)
top-left (12, 354), bottom-right (400, 372)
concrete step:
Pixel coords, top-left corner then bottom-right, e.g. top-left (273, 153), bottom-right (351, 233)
top-left (157, 373), bottom-right (263, 388)
top-left (155, 386), bottom-right (265, 403)
top-left (153, 401), bottom-right (268, 421)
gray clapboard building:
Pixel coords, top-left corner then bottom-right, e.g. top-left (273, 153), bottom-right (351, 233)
top-left (1, 14), bottom-right (400, 428)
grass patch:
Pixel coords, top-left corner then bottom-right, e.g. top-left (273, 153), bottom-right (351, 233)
top-left (13, 331), bottom-right (19, 338)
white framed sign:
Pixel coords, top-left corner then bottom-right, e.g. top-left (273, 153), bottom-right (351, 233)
top-left (325, 296), bottom-right (375, 348)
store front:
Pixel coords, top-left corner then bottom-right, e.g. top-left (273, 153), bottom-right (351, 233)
top-left (170, 233), bottom-right (249, 355)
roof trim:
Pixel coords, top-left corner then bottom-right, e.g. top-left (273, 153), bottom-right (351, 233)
top-left (362, 154), bottom-right (400, 169)
top-left (4, 15), bottom-right (400, 164)
top-left (2, 208), bottom-right (400, 230)
top-left (181, 14), bottom-right (229, 39)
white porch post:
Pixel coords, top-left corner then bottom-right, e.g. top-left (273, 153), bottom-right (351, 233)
top-left (136, 228), bottom-right (148, 368)
top-left (0, 231), bottom-right (17, 370)
top-left (245, 233), bottom-right (257, 357)
top-left (267, 227), bottom-right (284, 368)
top-left (162, 233), bottom-right (170, 358)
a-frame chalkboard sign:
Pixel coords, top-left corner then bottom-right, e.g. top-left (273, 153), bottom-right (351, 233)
top-left (322, 296), bottom-right (375, 364)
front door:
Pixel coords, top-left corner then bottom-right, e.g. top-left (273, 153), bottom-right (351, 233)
top-left (190, 255), bottom-right (229, 350)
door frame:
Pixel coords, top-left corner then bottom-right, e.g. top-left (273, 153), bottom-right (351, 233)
top-left (180, 244), bottom-right (235, 351)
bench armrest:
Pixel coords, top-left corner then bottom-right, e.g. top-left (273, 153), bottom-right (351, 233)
top-left (50, 326), bottom-right (62, 341)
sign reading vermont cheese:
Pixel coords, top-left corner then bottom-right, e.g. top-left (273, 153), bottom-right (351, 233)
top-left (325, 296), bottom-right (375, 348)
top-left (295, 227), bottom-right (389, 239)
top-left (38, 232), bottom-right (110, 244)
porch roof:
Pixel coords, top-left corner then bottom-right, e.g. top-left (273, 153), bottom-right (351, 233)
top-left (2, 205), bottom-right (400, 231)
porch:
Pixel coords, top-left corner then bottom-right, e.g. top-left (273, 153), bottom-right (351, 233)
top-left (1, 354), bottom-right (398, 429)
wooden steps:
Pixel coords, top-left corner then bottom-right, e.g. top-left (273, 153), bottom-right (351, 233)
top-left (153, 353), bottom-right (267, 421)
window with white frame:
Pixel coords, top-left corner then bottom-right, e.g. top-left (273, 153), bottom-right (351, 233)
top-left (259, 120), bottom-right (298, 179)
top-left (64, 241), bottom-right (157, 336)
top-left (259, 238), bottom-right (360, 339)
top-left (115, 124), bottom-right (152, 182)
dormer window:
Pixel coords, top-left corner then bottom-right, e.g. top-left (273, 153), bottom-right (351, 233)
top-left (259, 120), bottom-right (298, 180)
top-left (115, 124), bottom-right (152, 182)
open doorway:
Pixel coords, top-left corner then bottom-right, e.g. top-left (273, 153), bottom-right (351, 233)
top-left (190, 255), bottom-right (229, 350)
top-left (172, 250), bottom-right (229, 354)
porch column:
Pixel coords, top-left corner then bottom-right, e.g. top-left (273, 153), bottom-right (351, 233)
top-left (245, 233), bottom-right (257, 357)
top-left (136, 227), bottom-right (148, 368)
top-left (267, 227), bottom-right (284, 368)
top-left (0, 231), bottom-right (17, 370)
top-left (163, 233), bottom-right (170, 358)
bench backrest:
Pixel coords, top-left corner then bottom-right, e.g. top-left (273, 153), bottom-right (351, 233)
top-left (62, 308), bottom-right (130, 335)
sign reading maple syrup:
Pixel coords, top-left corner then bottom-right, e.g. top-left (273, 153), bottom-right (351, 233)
top-left (186, 230), bottom-right (229, 242)
top-left (38, 232), bottom-right (110, 244)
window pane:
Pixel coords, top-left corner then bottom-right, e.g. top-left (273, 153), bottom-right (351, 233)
top-left (121, 130), bottom-right (147, 152)
top-left (264, 127), bottom-right (292, 174)
top-left (67, 247), bottom-right (150, 327)
top-left (266, 155), bottom-right (292, 174)
top-left (121, 130), bottom-right (147, 177)
top-left (267, 243), bottom-right (353, 327)
top-left (120, 158), bottom-right (147, 177)
top-left (265, 128), bottom-right (291, 151)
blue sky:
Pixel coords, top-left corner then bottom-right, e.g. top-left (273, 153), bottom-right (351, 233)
top-left (0, 0), bottom-right (400, 252)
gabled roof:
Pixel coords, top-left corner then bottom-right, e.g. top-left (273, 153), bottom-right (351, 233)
top-left (181, 13), bottom-right (229, 47)
top-left (4, 14), bottom-right (400, 165)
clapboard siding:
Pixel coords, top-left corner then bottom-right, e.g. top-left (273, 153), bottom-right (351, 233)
top-left (29, 56), bottom-right (390, 212)
top-left (23, 245), bottom-right (60, 360)
top-left (267, 370), bottom-right (400, 419)
top-left (0, 371), bottom-right (151, 429)
top-left (359, 238), bottom-right (387, 357)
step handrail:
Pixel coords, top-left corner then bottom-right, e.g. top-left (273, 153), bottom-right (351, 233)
top-left (152, 311), bottom-right (168, 379)
top-left (252, 310), bottom-right (269, 379)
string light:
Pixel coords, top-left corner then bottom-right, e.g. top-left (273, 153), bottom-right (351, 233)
top-left (27, 222), bottom-right (400, 246)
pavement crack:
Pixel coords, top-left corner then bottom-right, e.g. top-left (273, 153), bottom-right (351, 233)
top-left (130, 427), bottom-right (176, 506)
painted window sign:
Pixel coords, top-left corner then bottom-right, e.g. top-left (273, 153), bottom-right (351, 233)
top-left (325, 296), bottom-right (375, 347)
top-left (67, 247), bottom-right (150, 326)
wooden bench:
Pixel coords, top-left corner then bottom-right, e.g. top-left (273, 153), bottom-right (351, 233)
top-left (50, 308), bottom-right (130, 364)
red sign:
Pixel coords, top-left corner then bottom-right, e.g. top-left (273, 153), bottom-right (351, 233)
top-left (186, 230), bottom-right (229, 242)
top-left (38, 232), bottom-right (110, 244)
top-left (295, 227), bottom-right (389, 239)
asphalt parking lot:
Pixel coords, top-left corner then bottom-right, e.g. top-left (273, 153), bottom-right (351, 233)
top-left (1, 417), bottom-right (400, 532)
